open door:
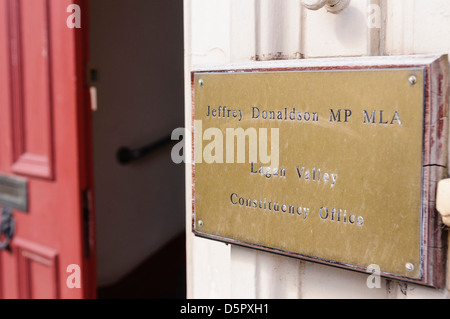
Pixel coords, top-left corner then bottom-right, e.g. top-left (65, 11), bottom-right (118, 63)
top-left (0, 0), bottom-right (95, 298)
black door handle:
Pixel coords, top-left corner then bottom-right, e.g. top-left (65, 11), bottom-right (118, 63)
top-left (0, 207), bottom-right (15, 251)
top-left (117, 135), bottom-right (174, 165)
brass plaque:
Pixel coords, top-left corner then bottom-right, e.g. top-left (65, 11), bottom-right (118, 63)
top-left (192, 60), bottom-right (446, 285)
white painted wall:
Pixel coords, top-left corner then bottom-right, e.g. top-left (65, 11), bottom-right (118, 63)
top-left (185, 0), bottom-right (450, 299)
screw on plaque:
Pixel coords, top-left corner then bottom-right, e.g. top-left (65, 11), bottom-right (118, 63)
top-left (408, 75), bottom-right (417, 85)
top-left (405, 263), bottom-right (415, 272)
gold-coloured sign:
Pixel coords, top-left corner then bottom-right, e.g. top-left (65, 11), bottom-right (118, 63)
top-left (192, 57), bottom-right (449, 287)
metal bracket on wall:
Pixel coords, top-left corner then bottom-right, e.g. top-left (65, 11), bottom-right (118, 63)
top-left (301, 0), bottom-right (351, 13)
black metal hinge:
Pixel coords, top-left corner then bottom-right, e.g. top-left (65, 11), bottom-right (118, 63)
top-left (81, 189), bottom-right (93, 258)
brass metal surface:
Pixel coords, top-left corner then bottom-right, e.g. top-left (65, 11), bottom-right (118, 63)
top-left (193, 68), bottom-right (425, 279)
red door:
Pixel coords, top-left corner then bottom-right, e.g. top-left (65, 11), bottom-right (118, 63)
top-left (0, 0), bottom-right (95, 298)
